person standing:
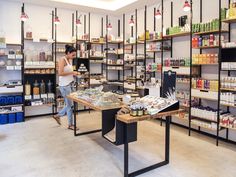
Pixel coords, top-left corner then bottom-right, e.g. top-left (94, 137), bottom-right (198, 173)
top-left (53, 45), bottom-right (78, 130)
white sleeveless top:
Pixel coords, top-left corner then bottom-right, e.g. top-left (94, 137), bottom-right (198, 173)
top-left (59, 57), bottom-right (74, 86)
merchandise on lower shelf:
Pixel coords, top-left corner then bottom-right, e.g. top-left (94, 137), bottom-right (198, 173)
top-left (221, 77), bottom-right (236, 89)
top-left (220, 92), bottom-right (236, 106)
top-left (221, 62), bottom-right (236, 70)
top-left (191, 120), bottom-right (217, 130)
top-left (176, 90), bottom-right (190, 107)
top-left (192, 78), bottom-right (218, 92)
top-left (192, 53), bottom-right (218, 65)
top-left (220, 113), bottom-right (236, 129)
top-left (146, 42), bottom-right (171, 51)
top-left (146, 62), bottom-right (161, 72)
top-left (222, 41), bottom-right (236, 48)
top-left (24, 69), bottom-right (55, 74)
top-left (192, 35), bottom-right (219, 48)
top-left (191, 106), bottom-right (218, 122)
top-left (164, 57), bottom-right (190, 67)
top-left (0, 111), bottom-right (24, 124)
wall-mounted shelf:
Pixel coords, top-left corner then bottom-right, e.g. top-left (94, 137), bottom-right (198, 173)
top-left (193, 46), bottom-right (219, 49)
top-left (193, 30), bottom-right (228, 35)
top-left (222, 18), bottom-right (236, 23)
top-left (164, 32), bottom-right (190, 38)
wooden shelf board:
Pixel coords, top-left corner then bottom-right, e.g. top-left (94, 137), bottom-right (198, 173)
top-left (6, 43), bottom-right (22, 46)
top-left (193, 30), bottom-right (228, 35)
top-left (192, 63), bottom-right (218, 66)
top-left (220, 88), bottom-right (236, 92)
top-left (164, 32), bottom-right (190, 38)
top-left (0, 104), bottom-right (23, 108)
top-left (220, 124), bottom-right (236, 130)
top-left (222, 18), bottom-right (236, 23)
top-left (191, 121), bottom-right (217, 131)
top-left (220, 103), bottom-right (236, 108)
top-left (191, 116), bottom-right (217, 123)
top-left (193, 46), bottom-right (219, 49)
top-left (56, 41), bottom-right (74, 45)
top-left (192, 96), bottom-right (218, 101)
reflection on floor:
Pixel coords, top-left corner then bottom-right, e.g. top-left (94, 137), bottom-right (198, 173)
top-left (0, 111), bottom-right (236, 177)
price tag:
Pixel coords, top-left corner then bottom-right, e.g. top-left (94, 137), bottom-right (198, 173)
top-left (33, 38), bottom-right (40, 42)
top-left (48, 93), bottom-right (55, 99)
top-left (25, 95), bottom-right (32, 100)
top-left (8, 54), bottom-right (16, 59)
top-left (33, 95), bottom-right (40, 99)
top-left (41, 94), bottom-right (48, 99)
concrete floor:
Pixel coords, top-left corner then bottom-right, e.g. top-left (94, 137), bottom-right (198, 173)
top-left (0, 111), bottom-right (236, 177)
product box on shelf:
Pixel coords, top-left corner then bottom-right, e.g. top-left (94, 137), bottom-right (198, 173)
top-left (8, 113), bottom-right (16, 124)
top-left (0, 114), bottom-right (8, 124)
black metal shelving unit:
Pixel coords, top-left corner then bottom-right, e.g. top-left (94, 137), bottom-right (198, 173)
top-left (105, 15), bottom-right (124, 94)
top-left (23, 5), bottom-right (56, 118)
top-left (219, 0), bottom-right (236, 144)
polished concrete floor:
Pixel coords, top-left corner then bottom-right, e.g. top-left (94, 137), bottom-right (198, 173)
top-left (0, 111), bottom-right (236, 177)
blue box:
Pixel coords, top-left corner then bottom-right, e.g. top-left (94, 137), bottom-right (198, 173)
top-left (8, 113), bottom-right (16, 124)
top-left (0, 114), bottom-right (8, 124)
top-left (7, 96), bottom-right (15, 105)
top-left (0, 97), bottom-right (7, 106)
top-left (15, 96), bottom-right (23, 104)
top-left (16, 112), bottom-right (24, 122)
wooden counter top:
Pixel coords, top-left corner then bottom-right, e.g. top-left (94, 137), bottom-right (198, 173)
top-left (67, 95), bottom-right (122, 111)
top-left (117, 109), bottom-right (184, 124)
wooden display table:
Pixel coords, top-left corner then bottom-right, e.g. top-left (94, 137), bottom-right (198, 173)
top-left (117, 110), bottom-right (182, 177)
top-left (67, 94), bottom-right (182, 177)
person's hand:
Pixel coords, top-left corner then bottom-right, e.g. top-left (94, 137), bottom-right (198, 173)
top-left (73, 71), bottom-right (78, 76)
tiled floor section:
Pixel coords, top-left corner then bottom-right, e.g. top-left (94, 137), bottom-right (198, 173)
top-left (0, 111), bottom-right (236, 177)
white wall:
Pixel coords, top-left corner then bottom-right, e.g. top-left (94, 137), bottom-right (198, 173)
top-left (0, 0), bottom-right (236, 142)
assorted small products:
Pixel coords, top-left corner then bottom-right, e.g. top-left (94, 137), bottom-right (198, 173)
top-left (192, 78), bottom-right (218, 91)
top-left (221, 62), bottom-right (236, 70)
top-left (78, 64), bottom-right (88, 72)
top-left (91, 37), bottom-right (105, 43)
top-left (146, 42), bottom-right (171, 51)
top-left (192, 35), bottom-right (219, 48)
top-left (192, 19), bottom-right (221, 33)
top-left (164, 57), bottom-right (190, 67)
top-left (176, 90), bottom-right (190, 107)
top-left (220, 113), bottom-right (236, 129)
top-left (129, 102), bottom-right (147, 117)
top-left (56, 47), bottom-right (65, 53)
top-left (176, 76), bottom-right (190, 83)
top-left (146, 63), bottom-right (161, 72)
top-left (107, 59), bottom-right (123, 65)
top-left (221, 77), bottom-right (236, 89)
top-left (77, 43), bottom-right (89, 58)
top-left (191, 120), bottom-right (217, 130)
top-left (166, 24), bottom-right (190, 36)
top-left (25, 80), bottom-right (53, 96)
top-left (24, 69), bottom-right (55, 74)
top-left (192, 53), bottom-right (218, 65)
top-left (191, 106), bottom-right (218, 121)
top-left (72, 86), bottom-right (122, 107)
top-left (222, 41), bottom-right (236, 48)
top-left (220, 92), bottom-right (236, 106)
top-left (221, 1), bottom-right (236, 20)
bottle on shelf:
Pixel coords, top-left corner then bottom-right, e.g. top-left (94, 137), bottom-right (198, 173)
top-left (47, 80), bottom-right (53, 93)
top-left (40, 80), bottom-right (46, 94)
top-left (25, 81), bottom-right (31, 96)
top-left (33, 80), bottom-right (40, 95)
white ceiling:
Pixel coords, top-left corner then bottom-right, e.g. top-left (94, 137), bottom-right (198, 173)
top-left (8, 0), bottom-right (159, 15)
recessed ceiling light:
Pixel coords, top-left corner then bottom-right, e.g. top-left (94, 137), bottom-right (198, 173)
top-left (50, 0), bottom-right (138, 11)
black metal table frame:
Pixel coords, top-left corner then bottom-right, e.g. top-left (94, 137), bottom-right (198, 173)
top-left (123, 116), bottom-right (171, 177)
top-left (72, 100), bottom-right (171, 177)
top-left (73, 101), bottom-right (102, 136)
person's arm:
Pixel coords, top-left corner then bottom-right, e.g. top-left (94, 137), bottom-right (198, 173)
top-left (58, 58), bottom-right (77, 76)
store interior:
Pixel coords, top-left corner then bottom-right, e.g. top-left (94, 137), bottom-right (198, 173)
top-left (0, 0), bottom-right (236, 177)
